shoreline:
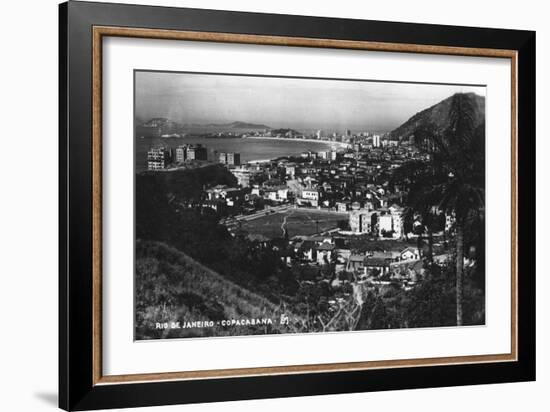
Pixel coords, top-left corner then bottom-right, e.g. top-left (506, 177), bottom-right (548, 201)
top-left (242, 135), bottom-right (349, 148)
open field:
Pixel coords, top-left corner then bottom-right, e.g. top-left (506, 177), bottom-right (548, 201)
top-left (239, 208), bottom-right (349, 239)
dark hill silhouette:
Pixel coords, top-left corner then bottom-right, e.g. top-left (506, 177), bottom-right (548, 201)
top-left (390, 93), bottom-right (485, 141)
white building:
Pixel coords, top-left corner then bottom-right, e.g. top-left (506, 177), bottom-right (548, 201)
top-left (316, 242), bottom-right (335, 265)
top-left (262, 185), bottom-right (288, 202)
top-left (205, 185), bottom-right (242, 206)
top-left (175, 145), bottom-right (187, 163)
top-left (302, 189), bottom-right (319, 202)
top-left (335, 202), bottom-right (348, 213)
top-left (349, 209), bottom-right (374, 234)
top-left (298, 189), bottom-right (320, 207)
top-left (400, 247), bottom-right (420, 261)
top-left (376, 205), bottom-right (405, 239)
top-left (285, 164), bottom-right (296, 178)
top-left (147, 147), bottom-right (173, 170)
top-left (378, 214), bottom-right (393, 234)
top-left (231, 167), bottom-right (255, 188)
top-left (392, 213), bottom-right (404, 238)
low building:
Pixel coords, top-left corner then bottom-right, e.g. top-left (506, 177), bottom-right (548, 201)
top-left (400, 247), bottom-right (420, 261)
top-left (335, 201), bottom-right (348, 213)
top-left (231, 166), bottom-right (263, 188)
top-left (301, 189), bottom-right (319, 201)
top-left (389, 259), bottom-right (424, 282)
top-left (298, 189), bottom-right (320, 207)
top-left (205, 185), bottom-right (243, 206)
top-left (297, 240), bottom-right (316, 262)
top-left (364, 257), bottom-right (391, 276)
top-left (263, 186), bottom-right (288, 202)
top-left (316, 242), bottom-right (335, 265)
top-left (286, 179), bottom-right (303, 196)
top-left (285, 164), bottom-right (296, 178)
top-left (232, 168), bottom-right (250, 188)
top-left (347, 254), bottom-right (366, 272)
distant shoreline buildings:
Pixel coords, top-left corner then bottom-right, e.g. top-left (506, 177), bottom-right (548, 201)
top-left (147, 146), bottom-right (173, 170)
top-left (144, 126), bottom-right (427, 243)
top-left (219, 152), bottom-right (241, 166)
top-left (148, 144), bottom-right (207, 170)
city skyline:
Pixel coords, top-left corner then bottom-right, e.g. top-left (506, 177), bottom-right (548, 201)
top-left (135, 71), bottom-right (486, 133)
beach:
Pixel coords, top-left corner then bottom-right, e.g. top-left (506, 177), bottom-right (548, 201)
top-left (242, 135), bottom-right (349, 148)
top-left (136, 135), bottom-right (345, 172)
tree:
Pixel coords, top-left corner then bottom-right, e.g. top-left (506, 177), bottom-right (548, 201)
top-left (435, 94), bottom-right (485, 325)
top-left (392, 93), bottom-right (485, 326)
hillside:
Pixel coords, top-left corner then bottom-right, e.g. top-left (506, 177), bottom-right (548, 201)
top-left (270, 128), bottom-right (302, 136)
top-left (390, 92), bottom-right (485, 141)
top-left (137, 163), bottom-right (237, 203)
top-left (135, 240), bottom-right (300, 339)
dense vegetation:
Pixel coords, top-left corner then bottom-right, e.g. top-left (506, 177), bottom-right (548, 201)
top-left (138, 164), bottom-right (237, 204)
top-left (391, 93), bottom-right (486, 325)
top-left (356, 263), bottom-right (485, 330)
top-left (136, 165), bottom-right (298, 305)
top-left (135, 240), bottom-right (298, 339)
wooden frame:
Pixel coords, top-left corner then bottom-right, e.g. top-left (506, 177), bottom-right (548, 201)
top-left (60, 1), bottom-right (535, 410)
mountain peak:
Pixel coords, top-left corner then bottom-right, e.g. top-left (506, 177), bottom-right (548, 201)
top-left (390, 93), bottom-right (485, 141)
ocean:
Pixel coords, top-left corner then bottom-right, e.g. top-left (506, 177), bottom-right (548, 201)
top-left (136, 136), bottom-right (342, 172)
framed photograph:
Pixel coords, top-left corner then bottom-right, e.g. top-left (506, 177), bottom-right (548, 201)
top-left (59, 1), bottom-right (535, 410)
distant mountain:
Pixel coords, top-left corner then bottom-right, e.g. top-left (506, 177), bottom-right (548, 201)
top-left (390, 93), bottom-right (485, 141)
top-left (228, 121), bottom-right (271, 129)
top-left (136, 119), bottom-right (272, 137)
top-left (183, 121), bottom-right (271, 130)
top-left (141, 117), bottom-right (180, 128)
top-left (137, 118), bottom-right (183, 137)
top-left (270, 128), bottom-right (302, 136)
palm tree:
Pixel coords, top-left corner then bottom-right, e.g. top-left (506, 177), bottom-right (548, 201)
top-left (393, 93), bottom-right (485, 326)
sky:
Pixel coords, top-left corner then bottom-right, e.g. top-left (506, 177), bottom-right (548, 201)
top-left (135, 71), bottom-right (485, 133)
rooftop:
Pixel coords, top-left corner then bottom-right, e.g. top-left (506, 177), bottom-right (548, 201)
top-left (364, 257), bottom-right (391, 267)
top-left (316, 243), bottom-right (336, 251)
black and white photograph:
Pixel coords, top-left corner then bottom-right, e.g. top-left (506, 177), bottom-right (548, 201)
top-left (0, 0), bottom-right (542, 410)
top-left (134, 71), bottom-right (487, 340)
